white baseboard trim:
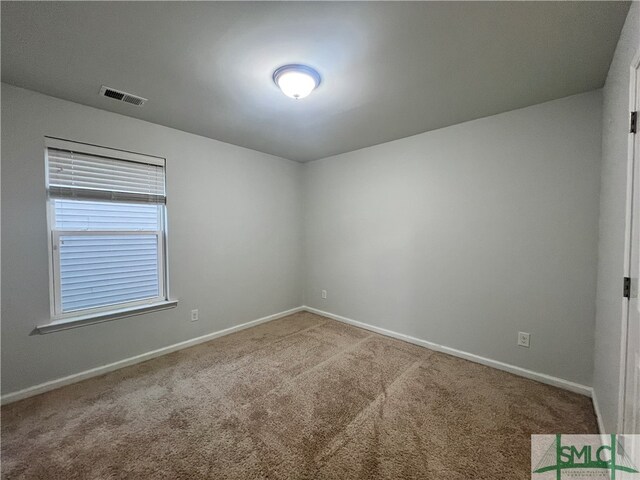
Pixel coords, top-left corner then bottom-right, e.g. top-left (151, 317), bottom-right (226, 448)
top-left (591, 389), bottom-right (606, 434)
top-left (303, 306), bottom-right (593, 397)
top-left (1, 306), bottom-right (305, 405)
top-left (3, 304), bottom-right (598, 412)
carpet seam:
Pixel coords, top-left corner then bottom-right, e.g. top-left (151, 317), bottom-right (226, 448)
top-left (235, 329), bottom-right (421, 467)
top-left (191, 318), bottom-right (332, 398)
top-left (316, 358), bottom-right (425, 464)
top-left (237, 328), bottom-right (375, 409)
top-left (155, 318), bottom-right (349, 420)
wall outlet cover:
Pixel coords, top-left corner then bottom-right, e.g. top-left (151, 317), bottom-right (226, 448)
top-left (191, 309), bottom-right (199, 322)
top-left (517, 332), bottom-right (530, 348)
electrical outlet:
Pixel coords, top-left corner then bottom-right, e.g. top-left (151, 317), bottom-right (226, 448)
top-left (190, 309), bottom-right (199, 322)
top-left (517, 332), bottom-right (530, 348)
top-left (321, 289), bottom-right (327, 299)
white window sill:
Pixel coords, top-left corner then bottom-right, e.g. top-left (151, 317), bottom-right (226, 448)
top-left (35, 300), bottom-right (179, 334)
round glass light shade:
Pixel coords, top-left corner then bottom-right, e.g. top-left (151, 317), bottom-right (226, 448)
top-left (273, 65), bottom-right (321, 100)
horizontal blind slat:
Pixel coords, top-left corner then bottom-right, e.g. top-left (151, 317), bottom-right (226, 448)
top-left (48, 177), bottom-right (163, 193)
top-left (60, 255), bottom-right (157, 266)
top-left (63, 284), bottom-right (160, 299)
top-left (49, 187), bottom-right (166, 204)
top-left (60, 261), bottom-right (158, 274)
top-left (61, 268), bottom-right (158, 280)
top-left (62, 272), bottom-right (158, 288)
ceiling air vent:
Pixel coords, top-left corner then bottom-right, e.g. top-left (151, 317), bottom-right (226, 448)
top-left (99, 86), bottom-right (147, 106)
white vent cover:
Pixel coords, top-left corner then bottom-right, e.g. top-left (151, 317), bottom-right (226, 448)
top-left (99, 86), bottom-right (147, 106)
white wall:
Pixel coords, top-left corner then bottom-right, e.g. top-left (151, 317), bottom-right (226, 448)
top-left (1, 83), bottom-right (304, 395)
top-left (594, 3), bottom-right (640, 433)
top-left (303, 91), bottom-right (602, 386)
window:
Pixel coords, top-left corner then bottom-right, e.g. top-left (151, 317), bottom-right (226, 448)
top-left (45, 138), bottom-right (171, 324)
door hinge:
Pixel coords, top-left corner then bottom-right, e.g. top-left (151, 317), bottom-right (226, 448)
top-left (632, 111), bottom-right (638, 134)
top-left (624, 276), bottom-right (631, 298)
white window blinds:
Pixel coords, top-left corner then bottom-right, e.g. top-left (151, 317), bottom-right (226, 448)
top-left (46, 140), bottom-right (165, 204)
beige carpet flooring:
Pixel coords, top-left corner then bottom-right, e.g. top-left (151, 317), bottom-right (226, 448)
top-left (1, 312), bottom-right (597, 479)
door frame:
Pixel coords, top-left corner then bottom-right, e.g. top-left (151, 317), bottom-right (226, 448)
top-left (619, 48), bottom-right (640, 433)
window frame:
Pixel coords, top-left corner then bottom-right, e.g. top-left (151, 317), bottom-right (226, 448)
top-left (43, 137), bottom-right (172, 326)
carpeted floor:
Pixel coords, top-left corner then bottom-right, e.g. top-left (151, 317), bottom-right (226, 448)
top-left (1, 312), bottom-right (597, 479)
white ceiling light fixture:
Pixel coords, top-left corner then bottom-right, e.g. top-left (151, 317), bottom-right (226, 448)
top-left (273, 64), bottom-right (321, 100)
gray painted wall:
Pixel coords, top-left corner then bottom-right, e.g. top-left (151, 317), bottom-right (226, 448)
top-left (594, 3), bottom-right (640, 433)
top-left (303, 91), bottom-right (603, 386)
top-left (1, 83), bottom-right (304, 394)
top-left (0, 83), bottom-right (609, 395)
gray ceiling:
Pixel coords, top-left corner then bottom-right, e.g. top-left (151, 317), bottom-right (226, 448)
top-left (1, 1), bottom-right (631, 162)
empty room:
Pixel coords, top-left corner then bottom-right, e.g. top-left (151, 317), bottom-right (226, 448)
top-left (1, 1), bottom-right (640, 479)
